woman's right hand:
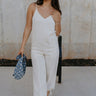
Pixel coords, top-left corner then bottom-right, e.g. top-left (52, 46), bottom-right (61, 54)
top-left (17, 47), bottom-right (24, 57)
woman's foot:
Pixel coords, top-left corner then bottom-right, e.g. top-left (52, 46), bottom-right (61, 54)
top-left (47, 90), bottom-right (50, 96)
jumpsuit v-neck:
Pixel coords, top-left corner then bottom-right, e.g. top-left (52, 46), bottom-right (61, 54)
top-left (31, 4), bottom-right (59, 96)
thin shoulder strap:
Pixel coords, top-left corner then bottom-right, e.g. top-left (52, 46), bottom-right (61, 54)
top-left (35, 4), bottom-right (39, 12)
top-left (36, 4), bottom-right (37, 9)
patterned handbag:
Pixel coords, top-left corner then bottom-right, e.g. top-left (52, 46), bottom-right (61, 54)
top-left (13, 54), bottom-right (27, 80)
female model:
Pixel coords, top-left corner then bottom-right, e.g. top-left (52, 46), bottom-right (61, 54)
top-left (18, 0), bottom-right (62, 96)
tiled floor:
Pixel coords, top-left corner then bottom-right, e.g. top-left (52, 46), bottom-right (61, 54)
top-left (0, 67), bottom-right (96, 96)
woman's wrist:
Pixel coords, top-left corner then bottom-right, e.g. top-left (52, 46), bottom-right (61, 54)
top-left (20, 46), bottom-right (24, 50)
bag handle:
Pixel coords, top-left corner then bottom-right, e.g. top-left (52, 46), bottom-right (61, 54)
top-left (16, 54), bottom-right (27, 60)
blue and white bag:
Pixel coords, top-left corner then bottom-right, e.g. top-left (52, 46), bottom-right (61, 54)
top-left (13, 54), bottom-right (27, 80)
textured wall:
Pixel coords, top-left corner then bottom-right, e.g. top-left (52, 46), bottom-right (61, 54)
top-left (0, 0), bottom-right (96, 60)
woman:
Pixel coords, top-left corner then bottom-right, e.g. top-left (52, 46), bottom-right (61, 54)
top-left (18, 0), bottom-right (62, 96)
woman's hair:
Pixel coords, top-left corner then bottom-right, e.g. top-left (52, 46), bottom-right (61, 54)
top-left (34, 0), bottom-right (62, 15)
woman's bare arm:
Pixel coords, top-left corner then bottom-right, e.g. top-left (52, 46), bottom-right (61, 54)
top-left (54, 11), bottom-right (61, 36)
top-left (18, 3), bottom-right (35, 56)
top-left (20, 3), bottom-right (35, 50)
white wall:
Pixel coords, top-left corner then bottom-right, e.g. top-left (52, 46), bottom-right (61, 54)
top-left (0, 0), bottom-right (96, 60)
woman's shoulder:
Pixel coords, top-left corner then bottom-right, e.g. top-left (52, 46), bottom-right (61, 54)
top-left (52, 9), bottom-right (61, 20)
top-left (27, 2), bottom-right (36, 11)
top-left (30, 2), bottom-right (37, 7)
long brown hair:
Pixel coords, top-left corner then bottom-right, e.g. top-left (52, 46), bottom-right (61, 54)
top-left (34, 0), bottom-right (62, 15)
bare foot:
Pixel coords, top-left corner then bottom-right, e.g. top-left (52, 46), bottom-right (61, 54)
top-left (47, 90), bottom-right (50, 96)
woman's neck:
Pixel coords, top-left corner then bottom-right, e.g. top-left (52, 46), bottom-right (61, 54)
top-left (43, 0), bottom-right (51, 7)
